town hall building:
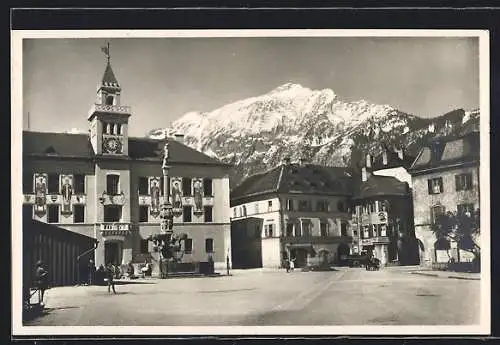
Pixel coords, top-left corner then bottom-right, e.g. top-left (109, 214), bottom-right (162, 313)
top-left (22, 53), bottom-right (233, 275)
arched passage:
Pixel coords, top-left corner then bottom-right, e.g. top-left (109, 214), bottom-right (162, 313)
top-left (337, 242), bottom-right (350, 264)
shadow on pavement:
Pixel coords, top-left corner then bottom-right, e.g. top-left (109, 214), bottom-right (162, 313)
top-left (23, 306), bottom-right (81, 323)
top-left (113, 280), bottom-right (157, 285)
top-left (199, 288), bottom-right (257, 294)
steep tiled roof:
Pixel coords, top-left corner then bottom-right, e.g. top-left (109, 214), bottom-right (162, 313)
top-left (101, 62), bottom-right (120, 89)
top-left (230, 163), bottom-right (352, 202)
top-left (128, 137), bottom-right (229, 166)
top-left (409, 132), bottom-right (479, 174)
top-left (22, 131), bottom-right (229, 166)
top-left (369, 150), bottom-right (416, 172)
top-left (23, 131), bottom-right (93, 158)
top-left (353, 175), bottom-right (410, 200)
top-left (277, 164), bottom-right (352, 195)
top-left (230, 166), bottom-right (283, 199)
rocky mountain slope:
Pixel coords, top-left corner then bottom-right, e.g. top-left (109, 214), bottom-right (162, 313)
top-left (147, 83), bottom-right (479, 188)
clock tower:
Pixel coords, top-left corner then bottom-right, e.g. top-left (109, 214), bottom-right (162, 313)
top-left (88, 44), bottom-right (131, 156)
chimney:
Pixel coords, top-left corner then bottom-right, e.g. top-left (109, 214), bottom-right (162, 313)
top-left (282, 157), bottom-right (291, 165)
top-left (173, 133), bottom-right (185, 144)
top-left (366, 154), bottom-right (372, 168)
top-left (382, 150), bottom-right (388, 165)
top-left (361, 167), bottom-right (367, 182)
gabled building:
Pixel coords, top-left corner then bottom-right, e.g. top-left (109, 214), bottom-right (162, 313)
top-left (230, 158), bottom-right (353, 269)
top-left (350, 147), bottom-right (419, 266)
top-left (408, 132), bottom-right (480, 266)
top-left (22, 54), bottom-right (232, 274)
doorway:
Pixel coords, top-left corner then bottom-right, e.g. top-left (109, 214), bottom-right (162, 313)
top-left (337, 243), bottom-right (351, 264)
top-left (290, 248), bottom-right (308, 268)
top-left (105, 241), bottom-right (122, 266)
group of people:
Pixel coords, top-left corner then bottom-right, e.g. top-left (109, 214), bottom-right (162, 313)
top-left (83, 260), bottom-right (119, 293)
top-left (284, 257), bottom-right (296, 273)
top-left (84, 259), bottom-right (153, 292)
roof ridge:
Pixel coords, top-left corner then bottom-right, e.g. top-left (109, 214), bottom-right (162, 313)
top-left (23, 130), bottom-right (89, 137)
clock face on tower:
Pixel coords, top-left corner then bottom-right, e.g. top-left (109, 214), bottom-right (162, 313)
top-left (103, 137), bottom-right (123, 154)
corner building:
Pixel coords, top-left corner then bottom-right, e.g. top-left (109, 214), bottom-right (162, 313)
top-left (230, 159), bottom-right (353, 269)
top-left (22, 57), bottom-right (232, 274)
top-left (408, 132), bottom-right (480, 266)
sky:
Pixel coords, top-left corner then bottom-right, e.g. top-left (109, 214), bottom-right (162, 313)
top-left (22, 36), bottom-right (480, 137)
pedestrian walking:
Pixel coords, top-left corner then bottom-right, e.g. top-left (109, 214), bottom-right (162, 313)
top-left (289, 258), bottom-right (296, 272)
top-left (285, 258), bottom-right (291, 273)
top-left (105, 263), bottom-right (116, 294)
top-left (35, 260), bottom-right (49, 306)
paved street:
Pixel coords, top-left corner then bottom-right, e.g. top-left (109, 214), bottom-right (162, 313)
top-left (24, 267), bottom-right (480, 326)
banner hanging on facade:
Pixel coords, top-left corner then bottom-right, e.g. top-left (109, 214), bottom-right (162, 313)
top-left (34, 173), bottom-right (47, 217)
top-left (60, 174), bottom-right (73, 215)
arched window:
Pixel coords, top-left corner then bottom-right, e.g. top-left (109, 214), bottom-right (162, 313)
top-left (105, 123), bottom-right (111, 134)
top-left (113, 123), bottom-right (118, 135)
top-left (106, 95), bottom-right (114, 105)
top-left (242, 205), bottom-right (247, 217)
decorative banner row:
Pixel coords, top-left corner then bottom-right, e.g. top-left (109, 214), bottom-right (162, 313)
top-left (139, 195), bottom-right (215, 218)
top-left (148, 177), bottom-right (208, 217)
top-left (30, 173), bottom-right (86, 217)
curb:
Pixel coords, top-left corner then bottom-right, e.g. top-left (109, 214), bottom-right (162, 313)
top-left (447, 276), bottom-right (480, 281)
top-left (410, 271), bottom-right (480, 280)
top-left (411, 272), bottom-right (439, 278)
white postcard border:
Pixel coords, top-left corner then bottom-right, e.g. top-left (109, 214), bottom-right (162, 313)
top-left (11, 29), bottom-right (491, 336)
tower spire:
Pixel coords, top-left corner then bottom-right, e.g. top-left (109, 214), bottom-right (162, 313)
top-left (99, 42), bottom-right (120, 90)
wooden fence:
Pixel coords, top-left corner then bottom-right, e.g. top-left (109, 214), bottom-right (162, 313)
top-left (23, 219), bottom-right (97, 289)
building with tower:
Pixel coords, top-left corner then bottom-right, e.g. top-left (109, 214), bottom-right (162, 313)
top-left (22, 47), bottom-right (232, 275)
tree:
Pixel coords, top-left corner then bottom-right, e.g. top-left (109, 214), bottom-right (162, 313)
top-left (431, 208), bottom-right (480, 262)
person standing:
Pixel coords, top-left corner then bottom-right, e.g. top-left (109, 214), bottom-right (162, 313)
top-left (88, 259), bottom-right (96, 285)
top-left (106, 263), bottom-right (116, 294)
top-left (285, 258), bottom-right (291, 273)
top-left (35, 260), bottom-right (49, 306)
top-left (289, 257), bottom-right (295, 272)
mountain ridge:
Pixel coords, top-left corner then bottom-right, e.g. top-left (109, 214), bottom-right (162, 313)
top-left (147, 83), bottom-right (479, 188)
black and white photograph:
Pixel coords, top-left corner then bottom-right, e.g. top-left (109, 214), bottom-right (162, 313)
top-left (11, 29), bottom-right (490, 336)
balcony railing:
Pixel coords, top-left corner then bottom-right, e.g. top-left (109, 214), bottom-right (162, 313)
top-left (100, 223), bottom-right (131, 231)
top-left (99, 222), bottom-right (133, 237)
top-left (360, 236), bottom-right (390, 246)
top-left (88, 103), bottom-right (131, 117)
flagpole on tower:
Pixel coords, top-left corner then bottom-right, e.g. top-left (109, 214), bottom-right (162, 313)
top-left (101, 42), bottom-right (110, 63)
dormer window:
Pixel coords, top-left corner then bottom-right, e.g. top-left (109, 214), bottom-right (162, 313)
top-left (105, 95), bottom-right (114, 105)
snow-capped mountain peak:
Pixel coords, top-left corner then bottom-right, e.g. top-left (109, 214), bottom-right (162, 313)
top-left (146, 83), bottom-right (479, 187)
